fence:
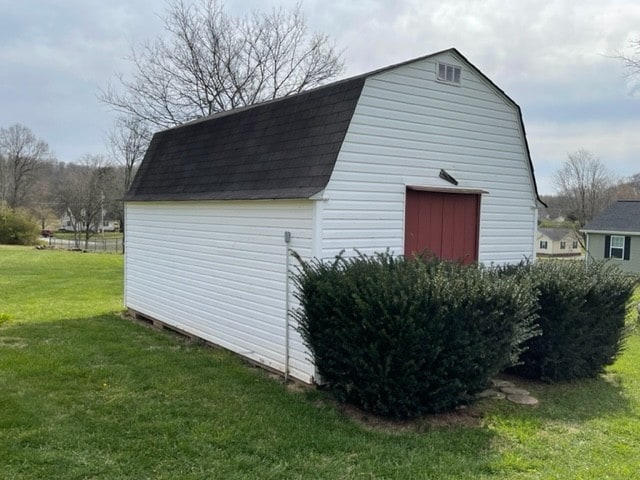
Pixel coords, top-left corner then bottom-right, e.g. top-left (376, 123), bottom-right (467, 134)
top-left (45, 236), bottom-right (124, 254)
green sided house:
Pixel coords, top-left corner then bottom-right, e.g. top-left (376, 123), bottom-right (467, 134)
top-left (582, 200), bottom-right (640, 273)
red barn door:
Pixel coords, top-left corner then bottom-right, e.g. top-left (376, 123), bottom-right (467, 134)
top-left (404, 189), bottom-right (480, 264)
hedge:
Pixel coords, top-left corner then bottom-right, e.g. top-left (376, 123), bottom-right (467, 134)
top-left (502, 260), bottom-right (637, 382)
top-left (0, 207), bottom-right (40, 245)
top-left (293, 252), bottom-right (537, 418)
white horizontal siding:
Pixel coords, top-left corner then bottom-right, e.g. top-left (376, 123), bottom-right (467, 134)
top-left (321, 51), bottom-right (537, 264)
top-left (125, 200), bottom-right (315, 382)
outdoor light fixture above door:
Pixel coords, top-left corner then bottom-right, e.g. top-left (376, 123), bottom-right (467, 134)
top-left (439, 169), bottom-right (458, 186)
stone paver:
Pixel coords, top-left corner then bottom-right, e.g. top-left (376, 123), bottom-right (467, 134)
top-left (507, 394), bottom-right (539, 405)
top-left (500, 386), bottom-right (530, 396)
top-left (482, 378), bottom-right (539, 406)
top-left (477, 389), bottom-right (506, 399)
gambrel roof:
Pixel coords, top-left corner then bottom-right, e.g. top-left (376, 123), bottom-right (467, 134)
top-left (126, 77), bottom-right (365, 201)
top-left (582, 200), bottom-right (640, 234)
top-left (126, 48), bottom-right (542, 203)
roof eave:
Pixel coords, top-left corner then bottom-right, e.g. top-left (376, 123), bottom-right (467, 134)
top-left (581, 229), bottom-right (640, 236)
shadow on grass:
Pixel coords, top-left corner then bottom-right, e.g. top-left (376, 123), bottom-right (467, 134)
top-left (489, 369), bottom-right (634, 425)
top-left (0, 313), bottom-right (501, 478)
top-left (3, 314), bottom-right (634, 424)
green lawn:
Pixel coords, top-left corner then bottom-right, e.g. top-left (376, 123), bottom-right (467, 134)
top-left (1, 246), bottom-right (639, 479)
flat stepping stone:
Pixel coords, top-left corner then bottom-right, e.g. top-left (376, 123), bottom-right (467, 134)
top-left (500, 386), bottom-right (530, 396)
top-left (491, 379), bottom-right (515, 388)
top-left (476, 389), bottom-right (506, 399)
top-left (507, 394), bottom-right (539, 405)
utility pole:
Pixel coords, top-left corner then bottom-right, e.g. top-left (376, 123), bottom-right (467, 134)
top-left (101, 191), bottom-right (105, 243)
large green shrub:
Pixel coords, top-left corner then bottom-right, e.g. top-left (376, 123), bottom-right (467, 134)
top-left (0, 207), bottom-right (40, 245)
top-left (293, 252), bottom-right (537, 418)
top-left (503, 260), bottom-right (636, 382)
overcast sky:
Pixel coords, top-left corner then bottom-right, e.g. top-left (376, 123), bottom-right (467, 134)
top-left (1, 0), bottom-right (639, 195)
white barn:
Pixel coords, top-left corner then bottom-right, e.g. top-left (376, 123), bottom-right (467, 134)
top-left (125, 48), bottom-right (543, 383)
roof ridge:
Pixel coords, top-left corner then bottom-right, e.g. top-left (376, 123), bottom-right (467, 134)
top-left (170, 74), bottom-right (370, 132)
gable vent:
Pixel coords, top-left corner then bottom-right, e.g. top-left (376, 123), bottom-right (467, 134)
top-left (436, 62), bottom-right (461, 85)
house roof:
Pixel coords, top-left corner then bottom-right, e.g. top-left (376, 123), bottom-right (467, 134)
top-left (582, 200), bottom-right (640, 234)
top-left (126, 48), bottom-right (542, 203)
top-left (538, 227), bottom-right (578, 242)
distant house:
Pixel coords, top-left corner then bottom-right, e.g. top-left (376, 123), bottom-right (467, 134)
top-left (59, 212), bottom-right (120, 233)
top-left (581, 200), bottom-right (640, 273)
top-left (124, 48), bottom-right (544, 382)
top-left (537, 227), bottom-right (582, 257)
top-left (537, 199), bottom-right (567, 224)
top-left (98, 219), bottom-right (120, 233)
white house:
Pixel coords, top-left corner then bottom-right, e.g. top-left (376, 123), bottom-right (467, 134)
top-left (124, 48), bottom-right (543, 383)
top-left (59, 212), bottom-right (120, 233)
top-left (537, 227), bottom-right (583, 258)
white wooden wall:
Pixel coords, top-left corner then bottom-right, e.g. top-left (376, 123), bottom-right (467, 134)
top-left (321, 50), bottom-right (538, 264)
top-left (125, 200), bottom-right (315, 382)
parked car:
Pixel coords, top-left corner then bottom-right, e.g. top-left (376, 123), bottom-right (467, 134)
top-left (41, 229), bottom-right (54, 238)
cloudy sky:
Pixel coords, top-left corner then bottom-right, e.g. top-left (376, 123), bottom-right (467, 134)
top-left (1, 0), bottom-right (639, 195)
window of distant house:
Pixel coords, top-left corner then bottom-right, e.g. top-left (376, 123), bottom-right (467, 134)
top-left (436, 62), bottom-right (462, 85)
top-left (539, 241), bottom-right (548, 249)
top-left (610, 235), bottom-right (625, 259)
top-left (103, 221), bottom-right (109, 227)
top-left (560, 241), bottom-right (566, 250)
top-left (572, 241), bottom-right (578, 249)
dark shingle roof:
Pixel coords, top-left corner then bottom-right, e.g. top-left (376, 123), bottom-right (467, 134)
top-left (126, 48), bottom-right (543, 203)
top-left (125, 77), bottom-right (365, 201)
top-left (538, 227), bottom-right (577, 242)
top-left (582, 200), bottom-right (640, 234)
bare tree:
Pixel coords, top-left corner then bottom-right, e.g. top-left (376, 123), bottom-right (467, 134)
top-left (554, 149), bottom-right (616, 226)
top-left (107, 116), bottom-right (149, 244)
top-left (57, 155), bottom-right (119, 249)
top-left (617, 39), bottom-right (640, 75)
top-left (614, 172), bottom-right (640, 199)
top-left (100, 0), bottom-right (344, 130)
top-left (25, 160), bottom-right (65, 229)
top-left (627, 172), bottom-right (640, 196)
top-left (108, 116), bottom-right (150, 193)
top-left (0, 124), bottom-right (51, 208)
top-left (0, 153), bottom-right (6, 207)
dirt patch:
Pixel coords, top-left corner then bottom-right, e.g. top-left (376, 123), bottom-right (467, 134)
top-left (285, 380), bottom-right (312, 393)
top-left (332, 400), bottom-right (486, 433)
top-left (308, 374), bottom-right (542, 433)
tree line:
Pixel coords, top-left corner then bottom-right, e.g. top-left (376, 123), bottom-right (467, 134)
top-left (0, 123), bottom-right (127, 248)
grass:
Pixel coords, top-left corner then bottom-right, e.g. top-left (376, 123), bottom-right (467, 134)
top-left (629, 285), bottom-right (640, 334)
top-left (1, 245), bottom-right (639, 479)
